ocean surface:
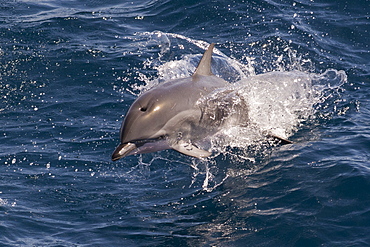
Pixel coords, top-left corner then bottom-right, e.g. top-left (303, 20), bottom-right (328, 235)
top-left (1, 0), bottom-right (369, 246)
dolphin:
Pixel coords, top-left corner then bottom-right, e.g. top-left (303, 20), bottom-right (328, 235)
top-left (111, 43), bottom-right (291, 161)
top-left (112, 43), bottom-right (232, 161)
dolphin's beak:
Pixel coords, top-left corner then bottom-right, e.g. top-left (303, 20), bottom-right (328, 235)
top-left (111, 142), bottom-right (137, 161)
top-left (111, 136), bottom-right (171, 161)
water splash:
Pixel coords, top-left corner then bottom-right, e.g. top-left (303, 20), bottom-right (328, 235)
top-left (119, 32), bottom-right (347, 191)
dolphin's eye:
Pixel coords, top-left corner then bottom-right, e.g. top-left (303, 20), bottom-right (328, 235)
top-left (140, 107), bottom-right (147, 112)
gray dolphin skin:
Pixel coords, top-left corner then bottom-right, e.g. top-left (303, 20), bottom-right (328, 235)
top-left (112, 43), bottom-right (231, 161)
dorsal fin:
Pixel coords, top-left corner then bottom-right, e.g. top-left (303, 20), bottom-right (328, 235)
top-left (193, 43), bottom-right (215, 77)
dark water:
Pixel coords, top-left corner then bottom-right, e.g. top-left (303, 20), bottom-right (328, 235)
top-left (1, 0), bottom-right (369, 246)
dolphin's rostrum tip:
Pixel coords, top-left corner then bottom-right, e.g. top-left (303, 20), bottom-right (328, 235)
top-left (111, 142), bottom-right (137, 161)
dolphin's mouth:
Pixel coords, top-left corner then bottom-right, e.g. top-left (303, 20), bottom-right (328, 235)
top-left (111, 136), bottom-right (169, 161)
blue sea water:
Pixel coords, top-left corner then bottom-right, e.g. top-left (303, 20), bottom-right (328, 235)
top-left (1, 0), bottom-right (370, 246)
